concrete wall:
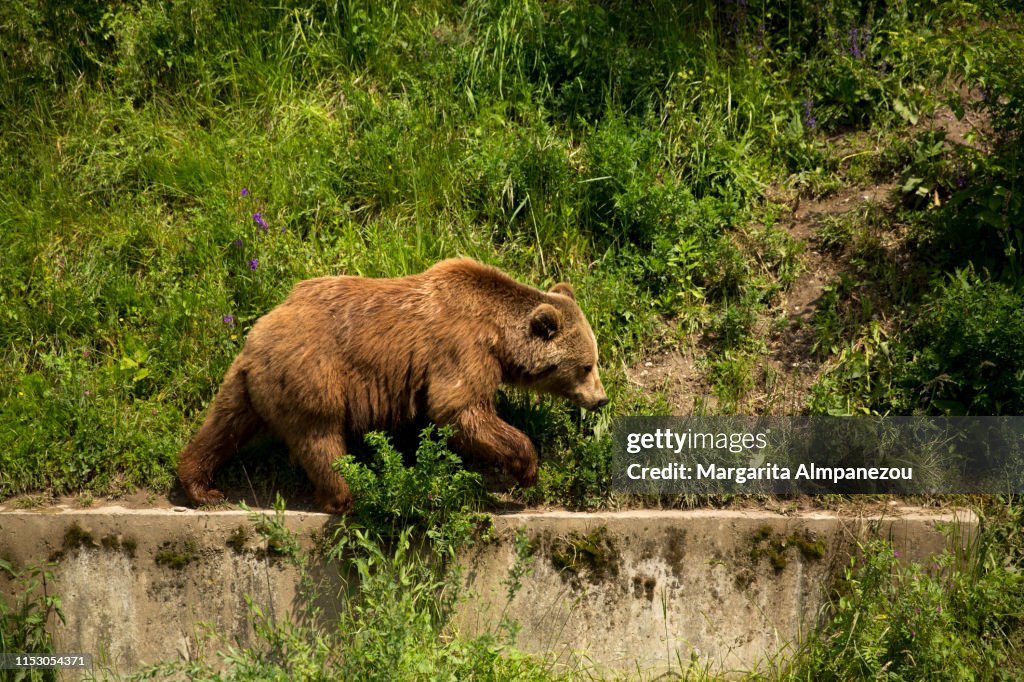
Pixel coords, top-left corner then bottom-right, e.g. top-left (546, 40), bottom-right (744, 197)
top-left (0, 505), bottom-right (973, 679)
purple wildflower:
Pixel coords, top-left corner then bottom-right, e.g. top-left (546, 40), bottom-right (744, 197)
top-left (240, 188), bottom-right (250, 197)
top-left (803, 97), bottom-right (817, 131)
top-left (253, 211), bottom-right (268, 232)
top-left (894, 550), bottom-right (901, 558)
top-left (723, 0), bottom-right (747, 36)
top-left (248, 258), bottom-right (259, 271)
top-left (937, 605), bottom-right (942, 614)
top-left (223, 314), bottom-right (235, 327)
top-left (82, 350), bottom-right (91, 359)
top-left (848, 26), bottom-right (870, 59)
top-left (232, 238), bottom-right (244, 249)
top-left (849, 27), bottom-right (862, 59)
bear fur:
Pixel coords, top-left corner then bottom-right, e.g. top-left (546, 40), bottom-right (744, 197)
top-left (177, 258), bottom-right (608, 513)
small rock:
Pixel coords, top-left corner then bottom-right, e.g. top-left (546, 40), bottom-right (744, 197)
top-left (645, 361), bottom-right (653, 367)
top-left (173, 506), bottom-right (188, 513)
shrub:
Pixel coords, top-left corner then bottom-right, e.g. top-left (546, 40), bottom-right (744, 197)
top-left (897, 271), bottom-right (1024, 415)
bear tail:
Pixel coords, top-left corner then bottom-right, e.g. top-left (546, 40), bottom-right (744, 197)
top-left (177, 363), bottom-right (263, 506)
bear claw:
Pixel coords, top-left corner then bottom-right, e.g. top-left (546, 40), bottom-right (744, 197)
top-left (185, 485), bottom-right (225, 506)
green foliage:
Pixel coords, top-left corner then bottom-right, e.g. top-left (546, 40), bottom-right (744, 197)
top-left (0, 560), bottom-right (63, 682)
top-left (804, 15), bottom-right (1024, 417)
top-left (897, 271), bottom-right (1024, 415)
top-left (334, 426), bottom-right (490, 555)
top-left (0, 0), bottom-right (1022, 495)
top-left (709, 351), bottom-right (757, 413)
top-left (493, 386), bottom-right (614, 510)
top-left (808, 320), bottom-right (904, 416)
top-left (247, 494), bottom-right (302, 559)
top-left (2, 1), bottom-right (1024, 677)
top-left (318, 525), bottom-right (565, 682)
top-left (789, 505), bottom-right (1024, 681)
top-left (810, 271), bottom-right (1024, 416)
top-left (927, 24), bottom-right (1024, 279)
top-left (132, 429), bottom-right (570, 682)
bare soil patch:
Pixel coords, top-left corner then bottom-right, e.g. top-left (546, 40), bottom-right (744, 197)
top-left (756, 182), bottom-right (898, 413)
top-left (628, 93), bottom-right (993, 416)
top-left (626, 181), bottom-right (898, 415)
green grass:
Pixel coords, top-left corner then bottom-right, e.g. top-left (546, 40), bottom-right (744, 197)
top-left (0, 560), bottom-right (62, 682)
top-left (1, 1), bottom-right (1023, 495)
top-left (3, 4), bottom-right (1024, 678)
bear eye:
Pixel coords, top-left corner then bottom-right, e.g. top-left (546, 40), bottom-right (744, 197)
top-left (580, 364), bottom-right (593, 376)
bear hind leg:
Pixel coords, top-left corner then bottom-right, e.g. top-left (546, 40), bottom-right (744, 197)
top-left (287, 429), bottom-right (353, 514)
top-left (178, 366), bottom-right (264, 506)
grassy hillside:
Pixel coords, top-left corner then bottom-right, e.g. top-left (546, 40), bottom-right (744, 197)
top-left (2, 2), bottom-right (1024, 678)
top-left (1, 0), bottom-right (1022, 505)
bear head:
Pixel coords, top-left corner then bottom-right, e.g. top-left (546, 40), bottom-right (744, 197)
top-left (511, 282), bottom-right (609, 411)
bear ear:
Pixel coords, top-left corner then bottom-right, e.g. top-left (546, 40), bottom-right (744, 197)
top-left (530, 303), bottom-right (562, 340)
top-left (549, 282), bottom-right (575, 300)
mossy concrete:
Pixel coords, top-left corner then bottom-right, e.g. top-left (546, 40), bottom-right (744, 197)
top-left (0, 505), bottom-right (973, 678)
top-left (459, 508), bottom-right (974, 674)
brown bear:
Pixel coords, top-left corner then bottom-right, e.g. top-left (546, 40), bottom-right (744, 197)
top-left (177, 258), bottom-right (608, 513)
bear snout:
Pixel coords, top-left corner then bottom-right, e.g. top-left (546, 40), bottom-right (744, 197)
top-left (571, 370), bottom-right (608, 411)
top-left (572, 390), bottom-right (609, 410)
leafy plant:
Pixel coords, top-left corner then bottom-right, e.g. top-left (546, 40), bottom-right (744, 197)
top-left (789, 505), bottom-right (1024, 681)
top-left (132, 428), bottom-right (569, 682)
top-left (0, 560), bottom-right (63, 682)
top-left (897, 270), bottom-right (1024, 415)
top-left (334, 426), bottom-right (490, 556)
